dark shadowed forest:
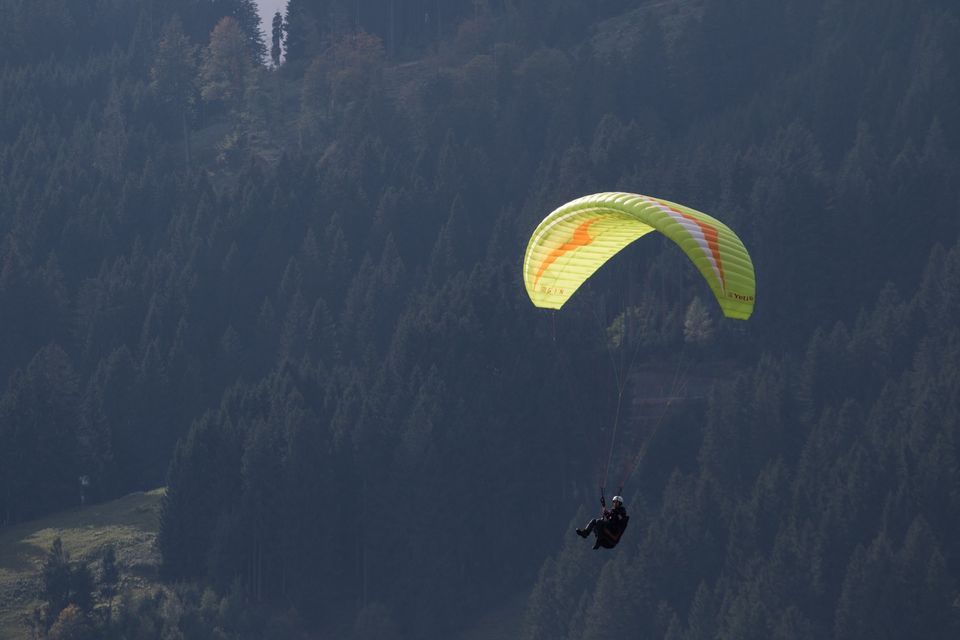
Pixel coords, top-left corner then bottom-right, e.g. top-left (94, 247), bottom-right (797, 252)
top-left (1, 0), bottom-right (959, 638)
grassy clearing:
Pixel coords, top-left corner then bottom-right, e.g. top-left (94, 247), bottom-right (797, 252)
top-left (0, 489), bottom-right (164, 638)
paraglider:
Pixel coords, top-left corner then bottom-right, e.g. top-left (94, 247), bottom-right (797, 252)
top-left (523, 192), bottom-right (756, 319)
top-left (577, 494), bottom-right (629, 550)
top-left (524, 192), bottom-right (756, 549)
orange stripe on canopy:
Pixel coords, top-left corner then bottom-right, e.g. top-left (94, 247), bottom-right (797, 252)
top-left (534, 217), bottom-right (599, 286)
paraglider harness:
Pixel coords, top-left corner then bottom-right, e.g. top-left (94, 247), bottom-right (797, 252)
top-left (593, 488), bottom-right (629, 550)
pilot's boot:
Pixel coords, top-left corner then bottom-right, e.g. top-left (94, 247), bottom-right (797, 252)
top-left (576, 519), bottom-right (597, 538)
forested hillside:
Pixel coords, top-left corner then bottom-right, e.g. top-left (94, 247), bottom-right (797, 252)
top-left (1, 0), bottom-right (958, 637)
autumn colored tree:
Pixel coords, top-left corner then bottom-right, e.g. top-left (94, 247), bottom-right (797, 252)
top-left (200, 16), bottom-right (253, 114)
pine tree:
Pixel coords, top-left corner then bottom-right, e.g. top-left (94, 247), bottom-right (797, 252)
top-left (834, 535), bottom-right (896, 640)
top-left (158, 414), bottom-right (241, 580)
top-left (284, 0), bottom-right (323, 65)
top-left (684, 296), bottom-right (714, 346)
top-left (41, 538), bottom-right (72, 626)
top-left (68, 562), bottom-right (94, 613)
top-left (150, 16), bottom-right (198, 167)
top-left (233, 0), bottom-right (267, 65)
top-left (100, 546), bottom-right (119, 618)
top-left (0, 345), bottom-right (80, 521)
top-left (271, 11), bottom-right (283, 68)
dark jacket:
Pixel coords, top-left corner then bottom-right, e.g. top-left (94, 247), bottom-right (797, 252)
top-left (596, 506), bottom-right (629, 548)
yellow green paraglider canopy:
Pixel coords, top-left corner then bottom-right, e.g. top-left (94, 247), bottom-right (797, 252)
top-left (523, 192), bottom-right (756, 319)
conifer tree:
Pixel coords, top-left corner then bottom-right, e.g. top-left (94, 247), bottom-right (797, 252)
top-left (0, 345), bottom-right (80, 521)
top-left (42, 538), bottom-right (72, 626)
top-left (68, 562), bottom-right (94, 613)
top-left (271, 11), bottom-right (283, 68)
top-left (233, 0), bottom-right (267, 65)
top-left (150, 16), bottom-right (198, 167)
top-left (284, 0), bottom-right (322, 65)
top-left (159, 414), bottom-right (241, 580)
top-left (200, 17), bottom-right (253, 114)
top-left (100, 546), bottom-right (119, 618)
top-left (683, 296), bottom-right (714, 346)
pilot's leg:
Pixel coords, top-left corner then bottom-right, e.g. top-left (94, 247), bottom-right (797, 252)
top-left (576, 518), bottom-right (599, 538)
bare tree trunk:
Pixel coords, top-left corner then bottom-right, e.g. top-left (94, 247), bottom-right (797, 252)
top-left (389, 0), bottom-right (396, 56)
top-left (181, 108), bottom-right (191, 168)
top-left (359, 475), bottom-right (368, 608)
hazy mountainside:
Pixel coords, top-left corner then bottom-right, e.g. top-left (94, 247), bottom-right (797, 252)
top-left (0, 0), bottom-right (958, 637)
